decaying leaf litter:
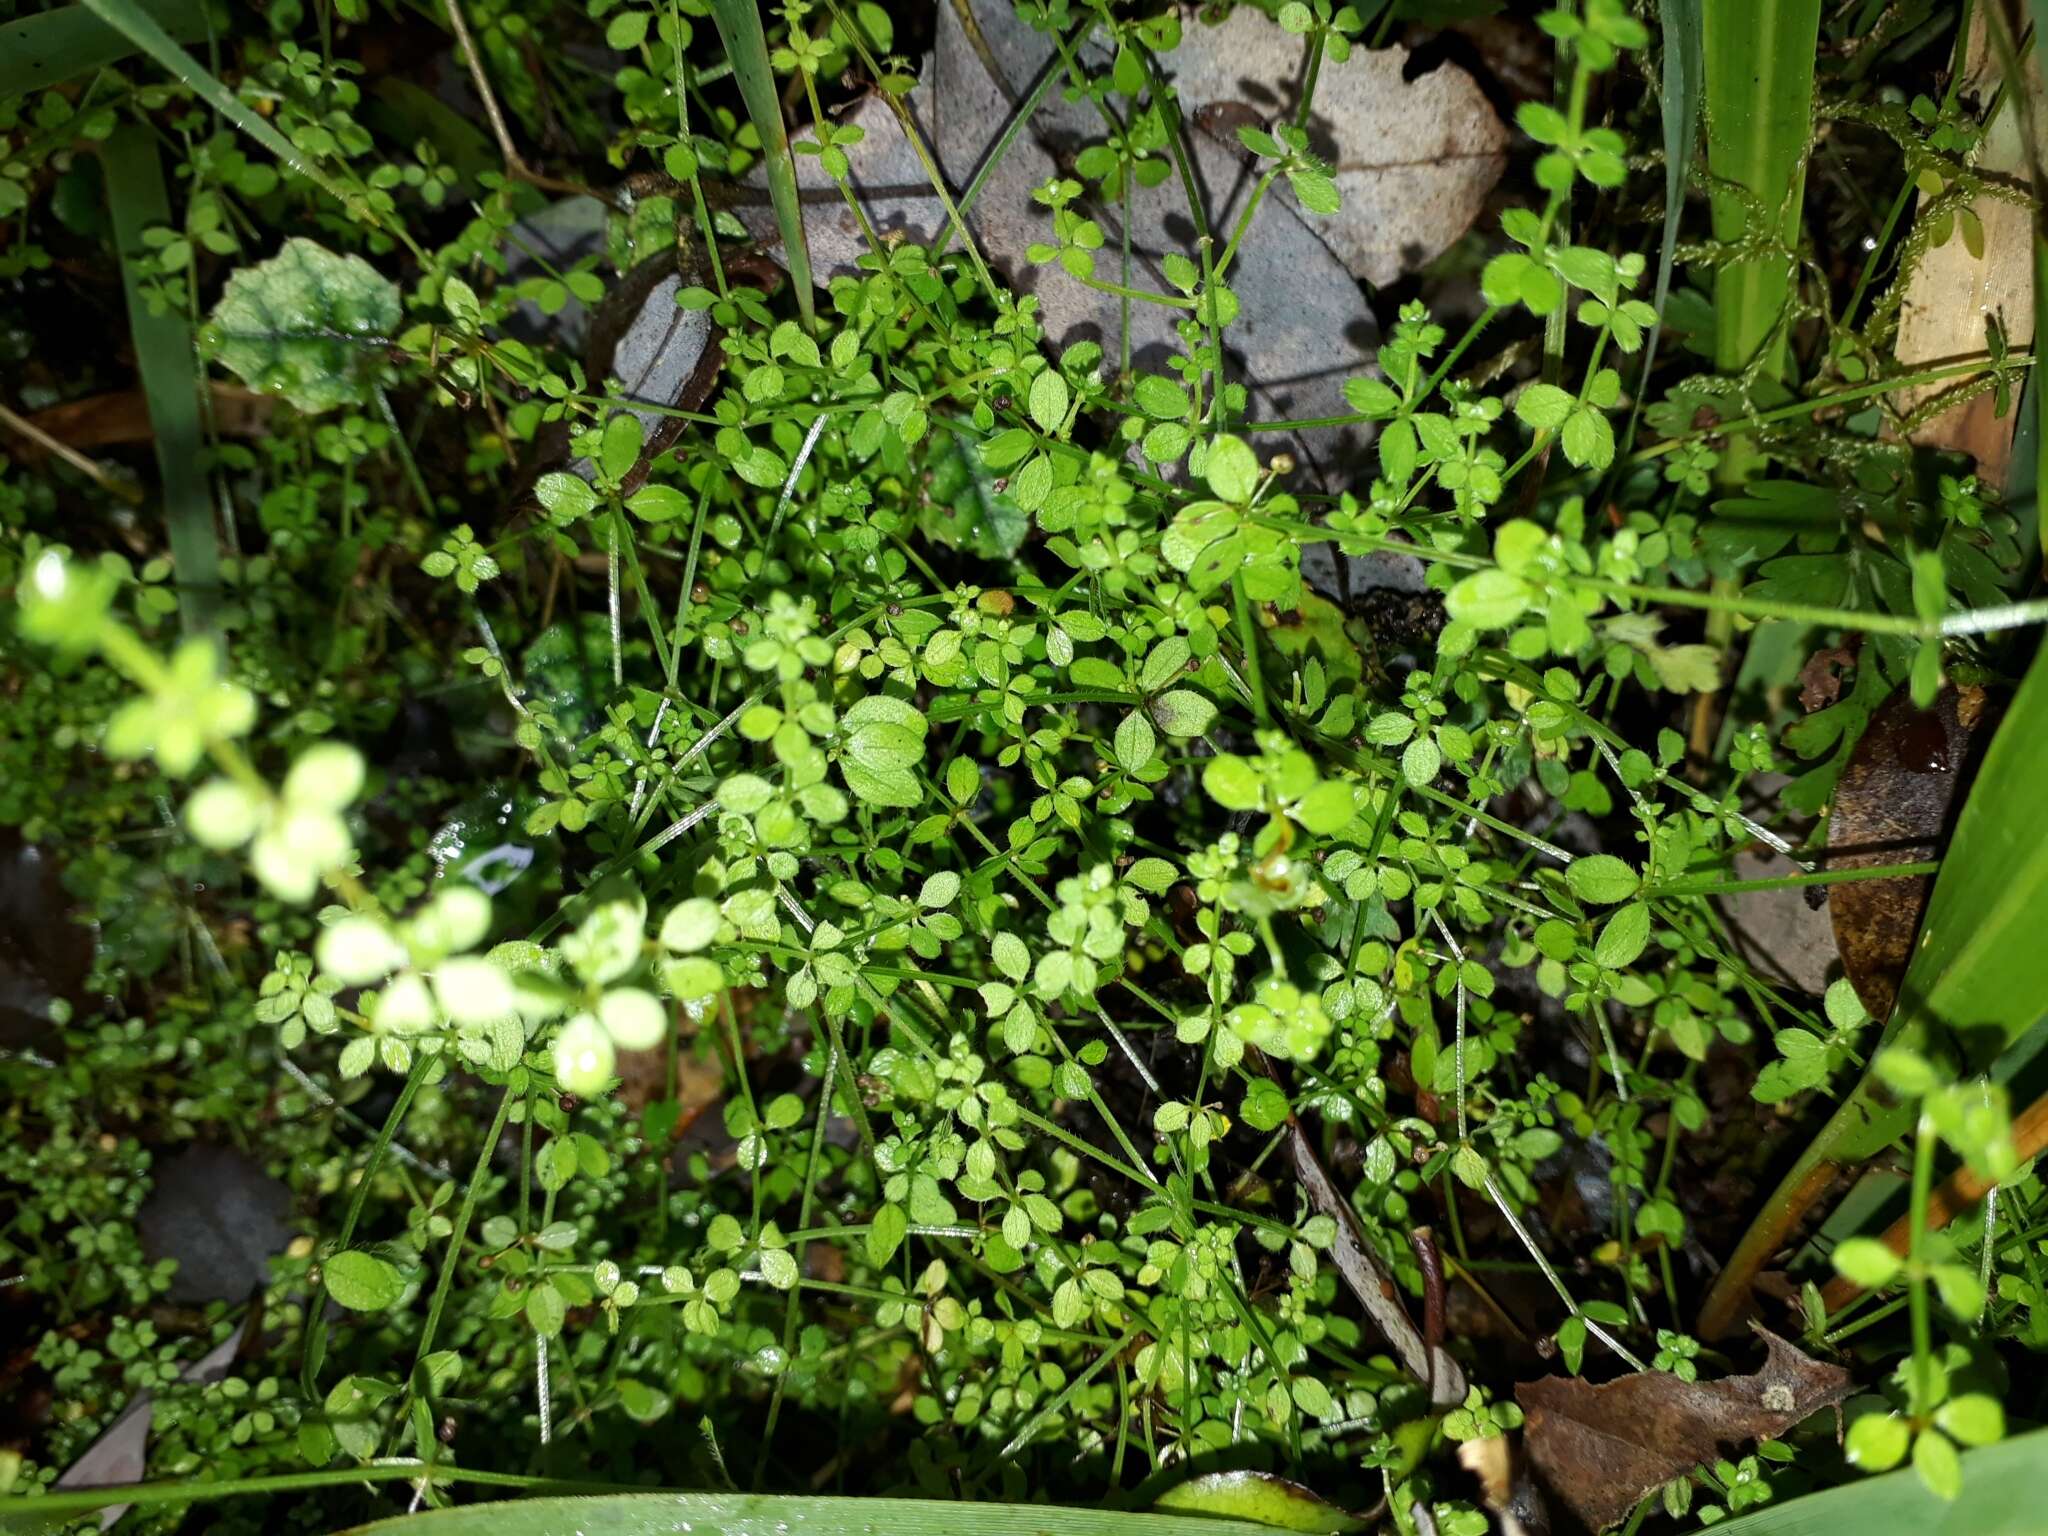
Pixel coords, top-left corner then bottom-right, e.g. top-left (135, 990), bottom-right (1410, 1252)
top-left (735, 1), bottom-right (1506, 485)
top-left (1517, 1330), bottom-right (1854, 1532)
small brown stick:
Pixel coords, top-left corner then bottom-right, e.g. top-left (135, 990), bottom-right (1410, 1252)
top-left (440, 0), bottom-right (622, 212)
top-left (1819, 1086), bottom-right (2048, 1313)
top-left (0, 400), bottom-right (143, 505)
top-left (1410, 1225), bottom-right (1445, 1402)
top-left (1411, 1225), bottom-right (1445, 1354)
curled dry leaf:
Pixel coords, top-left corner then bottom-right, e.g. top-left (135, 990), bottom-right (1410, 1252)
top-left (1827, 685), bottom-right (1989, 1021)
top-left (1456, 1434), bottom-right (1549, 1536)
top-left (1139, 8), bottom-right (1508, 289)
top-left (1516, 1329), bottom-right (1852, 1533)
top-left (744, 3), bottom-right (1501, 482)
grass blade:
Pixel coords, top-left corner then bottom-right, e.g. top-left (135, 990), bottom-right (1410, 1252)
top-left (100, 123), bottom-right (220, 631)
top-left (1703, 0), bottom-right (1821, 389)
top-left (1612, 0), bottom-right (1702, 471)
top-left (708, 0), bottom-right (814, 332)
top-left (0, 0), bottom-right (206, 97)
top-left (1699, 630), bottom-right (2048, 1336)
top-left (1650, 0), bottom-right (1702, 351)
top-left (338, 1493), bottom-right (1277, 1536)
top-left (79, 0), bottom-right (415, 252)
top-left (2030, 0), bottom-right (2048, 560)
top-left (1695, 1427), bottom-right (2048, 1535)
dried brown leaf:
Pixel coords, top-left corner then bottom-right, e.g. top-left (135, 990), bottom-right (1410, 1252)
top-left (1516, 1329), bottom-right (1852, 1532)
top-left (15, 384), bottom-right (273, 457)
top-left (1827, 686), bottom-right (1986, 1020)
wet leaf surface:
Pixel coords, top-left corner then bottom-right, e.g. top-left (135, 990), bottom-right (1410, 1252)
top-left (1516, 1329), bottom-right (1853, 1532)
top-left (1827, 686), bottom-right (1986, 1021)
top-left (204, 237), bottom-right (402, 414)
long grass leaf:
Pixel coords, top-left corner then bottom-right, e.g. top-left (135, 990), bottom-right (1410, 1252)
top-left (0, 0), bottom-right (205, 97)
top-left (708, 0), bottom-right (814, 332)
top-left (1652, 0), bottom-right (1703, 327)
top-left (100, 123), bottom-right (219, 632)
top-left (2031, 0), bottom-right (2048, 560)
top-left (338, 1492), bottom-right (1278, 1536)
top-left (79, 0), bottom-right (410, 250)
top-left (1612, 0), bottom-right (1702, 471)
top-left (1698, 1427), bottom-right (2048, 1535)
top-left (1703, 0), bottom-right (1821, 386)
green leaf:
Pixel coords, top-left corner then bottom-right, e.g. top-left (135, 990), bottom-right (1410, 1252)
top-left (1287, 167), bottom-right (1340, 215)
top-left (1123, 858), bottom-right (1177, 894)
top-left (1561, 407), bottom-right (1615, 469)
top-left (1149, 690), bottom-right (1216, 738)
top-left (1913, 1429), bottom-right (1961, 1501)
top-left (1830, 1237), bottom-right (1902, 1289)
top-left (1343, 377), bottom-right (1400, 418)
top-left (205, 239), bottom-right (402, 414)
top-left (600, 413), bottom-right (644, 483)
top-left (0, 0), bottom-right (207, 98)
top-left (1135, 375), bottom-right (1191, 420)
top-left (1204, 434), bottom-right (1260, 502)
top-left (324, 1250), bottom-right (405, 1312)
top-left (1515, 382), bottom-right (1575, 431)
top-left (1293, 781), bottom-right (1355, 835)
top-left (1593, 902), bottom-right (1650, 968)
top-left (1936, 1394), bottom-right (2005, 1448)
top-left (867, 1202), bottom-right (908, 1267)
top-left (104, 126), bottom-right (218, 633)
top-left (1567, 855), bottom-right (1640, 905)
top-left (920, 434), bottom-right (1029, 558)
top-left (535, 471), bottom-right (599, 522)
top-left (709, 0), bottom-right (813, 331)
top-left (1846, 1412), bottom-right (1911, 1472)
top-left (1400, 736), bottom-right (1441, 787)
top-left (1029, 370), bottom-right (1070, 434)
top-left (148, 1431), bottom-right (1986, 1536)
top-left (526, 1280), bottom-right (567, 1337)
top-left (1445, 569), bottom-right (1532, 630)
top-left (840, 760), bottom-right (920, 808)
top-left (1114, 711), bottom-right (1156, 773)
top-left (1140, 636), bottom-right (1192, 693)
top-left (992, 932), bottom-right (1030, 982)
top-left (1203, 755), bottom-right (1263, 812)
top-left (1703, 0), bottom-right (1819, 393)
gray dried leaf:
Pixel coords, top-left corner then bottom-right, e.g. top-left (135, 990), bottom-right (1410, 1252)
top-left (743, 0), bottom-right (1397, 481)
top-left (136, 1143), bottom-right (293, 1305)
top-left (55, 1331), bottom-right (241, 1530)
